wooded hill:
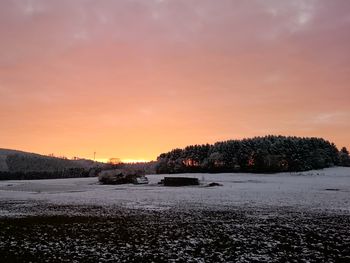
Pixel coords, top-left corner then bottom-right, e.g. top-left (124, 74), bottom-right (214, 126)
top-left (156, 135), bottom-right (350, 174)
top-left (0, 149), bottom-right (104, 180)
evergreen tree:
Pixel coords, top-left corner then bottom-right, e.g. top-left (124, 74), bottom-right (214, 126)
top-left (155, 135), bottom-right (340, 174)
top-left (339, 147), bottom-right (350, 166)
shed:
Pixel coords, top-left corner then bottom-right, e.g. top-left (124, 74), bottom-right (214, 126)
top-left (163, 177), bottom-right (199, 186)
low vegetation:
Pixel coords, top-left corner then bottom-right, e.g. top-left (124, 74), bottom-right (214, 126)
top-left (98, 168), bottom-right (146, 185)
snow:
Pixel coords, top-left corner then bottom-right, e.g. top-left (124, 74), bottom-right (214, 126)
top-left (0, 167), bottom-right (349, 216)
top-left (1, 167), bottom-right (349, 262)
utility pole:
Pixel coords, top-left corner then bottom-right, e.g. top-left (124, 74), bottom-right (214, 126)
top-left (94, 151), bottom-right (96, 162)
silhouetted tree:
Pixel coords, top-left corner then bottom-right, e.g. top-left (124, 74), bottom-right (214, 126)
top-left (339, 147), bottom-right (350, 166)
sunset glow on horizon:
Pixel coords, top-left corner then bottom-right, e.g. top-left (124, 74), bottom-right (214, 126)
top-left (1, 0), bottom-right (349, 160)
top-left (94, 158), bottom-right (151, 164)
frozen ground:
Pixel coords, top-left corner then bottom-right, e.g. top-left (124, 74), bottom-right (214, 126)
top-left (0, 167), bottom-right (349, 262)
top-left (0, 167), bottom-right (349, 216)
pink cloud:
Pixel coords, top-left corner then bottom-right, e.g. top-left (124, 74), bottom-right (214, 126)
top-left (0, 0), bottom-right (349, 159)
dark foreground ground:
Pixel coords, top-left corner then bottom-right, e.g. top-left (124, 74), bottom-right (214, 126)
top-left (0, 205), bottom-right (349, 263)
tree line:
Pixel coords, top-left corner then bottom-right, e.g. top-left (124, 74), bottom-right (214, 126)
top-left (5, 154), bottom-right (89, 172)
top-left (0, 154), bottom-right (102, 180)
top-left (0, 168), bottom-right (94, 180)
top-left (156, 135), bottom-right (350, 174)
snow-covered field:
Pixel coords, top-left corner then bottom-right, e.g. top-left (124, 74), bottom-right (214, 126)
top-left (1, 167), bottom-right (349, 262)
top-left (0, 167), bottom-right (349, 216)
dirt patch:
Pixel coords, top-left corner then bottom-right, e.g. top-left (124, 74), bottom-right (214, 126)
top-left (0, 206), bottom-right (349, 262)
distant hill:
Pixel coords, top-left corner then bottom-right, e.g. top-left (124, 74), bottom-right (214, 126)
top-left (0, 148), bottom-right (105, 179)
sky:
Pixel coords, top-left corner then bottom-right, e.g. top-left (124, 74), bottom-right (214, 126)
top-left (0, 0), bottom-right (349, 162)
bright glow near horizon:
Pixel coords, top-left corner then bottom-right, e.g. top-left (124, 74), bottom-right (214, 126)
top-left (0, 0), bottom-right (349, 160)
top-left (121, 159), bottom-right (151, 164)
top-left (95, 158), bottom-right (151, 164)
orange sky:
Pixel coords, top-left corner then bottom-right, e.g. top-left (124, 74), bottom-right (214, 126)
top-left (1, 0), bottom-right (349, 161)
